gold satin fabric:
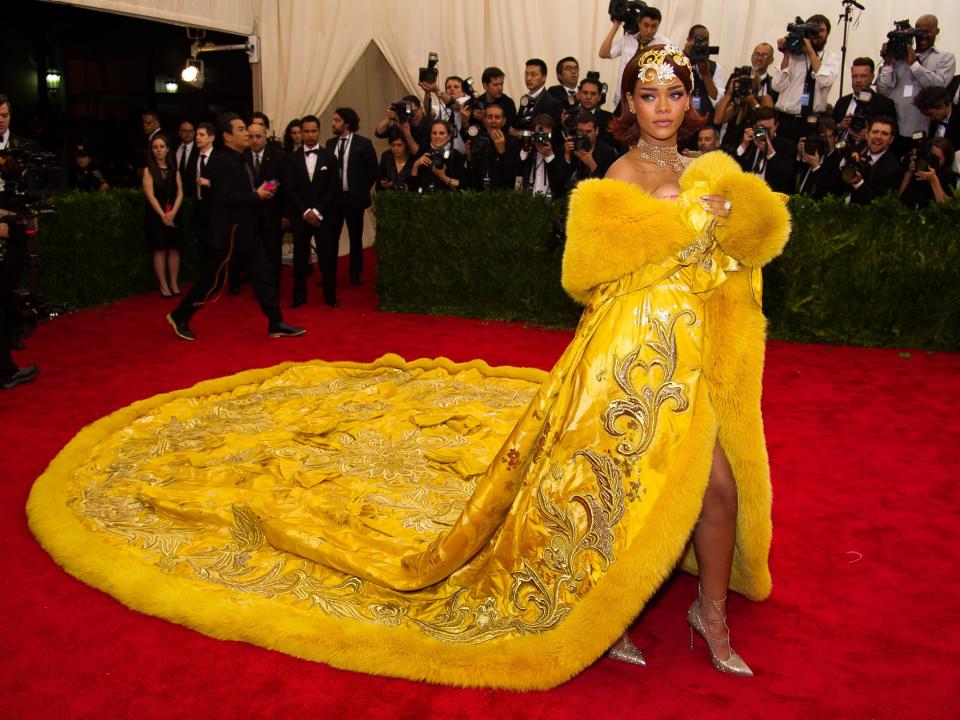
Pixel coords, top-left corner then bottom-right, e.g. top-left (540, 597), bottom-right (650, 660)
top-left (54, 184), bottom-right (750, 651)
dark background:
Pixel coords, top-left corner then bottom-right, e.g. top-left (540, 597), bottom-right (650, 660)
top-left (1, 0), bottom-right (254, 185)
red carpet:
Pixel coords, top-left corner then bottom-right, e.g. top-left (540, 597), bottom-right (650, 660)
top-left (2, 250), bottom-right (958, 719)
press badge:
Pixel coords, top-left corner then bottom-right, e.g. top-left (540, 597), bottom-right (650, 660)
top-left (800, 91), bottom-right (811, 109)
top-left (904, 84), bottom-right (914, 98)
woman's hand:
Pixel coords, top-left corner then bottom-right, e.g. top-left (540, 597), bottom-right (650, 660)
top-left (431, 164), bottom-right (448, 181)
top-left (162, 211), bottom-right (176, 227)
top-left (699, 195), bottom-right (732, 223)
top-left (916, 167), bottom-right (938, 184)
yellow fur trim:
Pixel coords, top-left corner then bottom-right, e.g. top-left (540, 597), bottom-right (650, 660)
top-left (562, 178), bottom-right (695, 304)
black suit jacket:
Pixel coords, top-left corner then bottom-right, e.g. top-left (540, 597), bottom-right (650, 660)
top-left (514, 89), bottom-right (564, 141)
top-left (547, 84), bottom-right (578, 105)
top-left (284, 146), bottom-right (337, 226)
top-left (849, 149), bottom-right (904, 204)
top-left (324, 134), bottom-right (379, 210)
top-left (797, 150), bottom-right (844, 199)
top-left (204, 146), bottom-right (265, 251)
top-left (929, 108), bottom-right (960, 149)
top-left (249, 146), bottom-right (288, 223)
top-left (735, 137), bottom-right (797, 194)
top-left (833, 90), bottom-right (897, 133)
top-left (174, 143), bottom-right (200, 197)
top-left (5, 133), bottom-right (41, 152)
top-left (465, 134), bottom-right (521, 190)
top-left (549, 139), bottom-right (618, 194)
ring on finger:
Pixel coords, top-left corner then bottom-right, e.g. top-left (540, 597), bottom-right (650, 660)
top-left (722, 200), bottom-right (732, 211)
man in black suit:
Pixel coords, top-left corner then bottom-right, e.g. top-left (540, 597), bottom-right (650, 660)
top-left (797, 116), bottom-right (844, 198)
top-left (572, 77), bottom-right (618, 152)
top-left (841, 116), bottom-right (905, 204)
top-left (286, 114), bottom-right (337, 308)
top-left (247, 121), bottom-right (289, 291)
top-left (174, 120), bottom-right (199, 198)
top-left (191, 122), bottom-right (216, 248)
top-left (167, 113), bottom-right (304, 341)
top-left (549, 112), bottom-right (617, 194)
top-left (0, 94), bottom-right (41, 203)
top-left (325, 107), bottom-right (378, 287)
top-left (833, 57), bottom-right (897, 144)
top-left (513, 59), bottom-right (564, 149)
top-left (464, 103), bottom-right (520, 190)
top-left (915, 86), bottom-right (960, 159)
top-left (478, 67), bottom-right (517, 128)
top-left (734, 107), bottom-right (797, 194)
top-left (547, 56), bottom-right (580, 105)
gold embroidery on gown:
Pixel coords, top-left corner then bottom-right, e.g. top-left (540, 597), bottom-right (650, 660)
top-left (29, 164), bottom-right (780, 689)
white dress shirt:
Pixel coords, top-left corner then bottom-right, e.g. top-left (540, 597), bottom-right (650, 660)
top-left (175, 141), bottom-right (194, 171)
top-left (877, 47), bottom-right (957, 136)
top-left (772, 49), bottom-right (841, 115)
top-left (0, 130), bottom-right (7, 192)
top-left (195, 149), bottom-right (212, 199)
top-left (302, 145), bottom-right (324, 221)
top-left (518, 149), bottom-right (555, 196)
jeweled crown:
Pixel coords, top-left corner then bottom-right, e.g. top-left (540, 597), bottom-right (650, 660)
top-left (636, 45), bottom-right (690, 87)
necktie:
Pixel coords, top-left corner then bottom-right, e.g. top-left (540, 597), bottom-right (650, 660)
top-left (337, 137), bottom-right (347, 179)
top-left (254, 153), bottom-right (261, 177)
top-left (198, 154), bottom-right (207, 199)
top-left (244, 161), bottom-right (256, 190)
top-left (179, 147), bottom-right (187, 174)
top-left (304, 149), bottom-right (318, 155)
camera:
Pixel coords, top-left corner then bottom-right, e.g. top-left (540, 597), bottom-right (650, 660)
top-left (799, 118), bottom-right (827, 158)
top-left (689, 36), bottom-right (719, 63)
top-left (467, 124), bottom-right (490, 154)
top-left (886, 20), bottom-right (920, 62)
top-left (730, 66), bottom-right (755, 99)
top-left (849, 90), bottom-right (875, 134)
top-left (0, 149), bottom-right (68, 214)
top-left (520, 129), bottom-right (534, 152)
top-left (574, 132), bottom-right (592, 152)
top-left (608, 0), bottom-right (648, 35)
top-left (562, 110), bottom-right (579, 138)
top-left (837, 140), bottom-right (868, 183)
top-left (785, 16), bottom-right (821, 55)
top-left (913, 132), bottom-right (941, 173)
top-left (418, 52), bottom-right (439, 84)
top-left (390, 101), bottom-right (414, 123)
top-left (428, 144), bottom-right (451, 171)
top-left (753, 125), bottom-right (768, 142)
top-left (533, 130), bottom-right (551, 147)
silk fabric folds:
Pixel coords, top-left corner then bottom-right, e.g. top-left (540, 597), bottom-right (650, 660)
top-left (28, 154), bottom-right (784, 689)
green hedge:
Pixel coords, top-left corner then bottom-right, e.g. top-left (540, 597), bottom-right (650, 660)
top-left (36, 189), bottom-right (199, 309)
top-left (375, 191), bottom-right (960, 351)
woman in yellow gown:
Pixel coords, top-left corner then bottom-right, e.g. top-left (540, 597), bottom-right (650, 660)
top-left (27, 47), bottom-right (790, 690)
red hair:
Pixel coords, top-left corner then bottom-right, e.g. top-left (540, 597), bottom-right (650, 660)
top-left (608, 45), bottom-right (705, 145)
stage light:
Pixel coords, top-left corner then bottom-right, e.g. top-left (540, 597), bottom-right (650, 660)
top-left (45, 70), bottom-right (61, 91)
top-left (181, 59), bottom-right (204, 88)
top-left (165, 80), bottom-right (179, 93)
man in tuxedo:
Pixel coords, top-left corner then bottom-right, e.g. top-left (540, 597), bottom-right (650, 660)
top-left (841, 116), bottom-right (905, 204)
top-left (549, 112), bottom-right (617, 194)
top-left (191, 122), bottom-right (216, 248)
top-left (464, 103), bottom-right (520, 190)
top-left (325, 107), bottom-right (378, 287)
top-left (286, 114), bottom-right (337, 308)
top-left (174, 120), bottom-right (199, 198)
top-left (915, 86), bottom-right (960, 153)
top-left (569, 77), bottom-right (618, 152)
top-left (547, 57), bottom-right (580, 105)
top-left (797, 117), bottom-right (844, 198)
top-left (513, 59), bottom-right (564, 148)
top-left (247, 121), bottom-right (288, 291)
top-left (514, 114), bottom-right (564, 198)
top-left (833, 58), bottom-right (897, 144)
top-left (167, 113), bottom-right (304, 341)
top-left (137, 110), bottom-right (163, 176)
top-left (734, 107), bottom-right (797, 194)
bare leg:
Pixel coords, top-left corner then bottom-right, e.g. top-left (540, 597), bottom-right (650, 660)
top-left (168, 249), bottom-right (181, 294)
top-left (153, 251), bottom-right (171, 294)
top-left (692, 440), bottom-right (738, 660)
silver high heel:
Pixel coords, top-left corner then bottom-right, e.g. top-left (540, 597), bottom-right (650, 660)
top-left (687, 589), bottom-right (754, 677)
top-left (605, 633), bottom-right (647, 666)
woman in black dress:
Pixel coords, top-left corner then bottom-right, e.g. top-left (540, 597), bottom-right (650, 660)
top-left (409, 120), bottom-right (465, 193)
top-left (142, 134), bottom-right (184, 297)
top-left (378, 134), bottom-right (415, 192)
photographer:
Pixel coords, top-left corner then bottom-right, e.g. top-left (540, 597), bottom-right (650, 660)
top-left (772, 14), bottom-right (840, 144)
top-left (410, 119), bottom-right (464, 193)
top-left (899, 136), bottom-right (957, 208)
top-left (551, 112), bottom-right (617, 194)
top-left (464, 103), bottom-right (518, 191)
top-left (568, 77), bottom-right (618, 152)
top-left (684, 25), bottom-right (725, 116)
top-left (878, 15), bottom-right (955, 153)
top-left (715, 44), bottom-right (778, 152)
top-left (833, 58), bottom-right (897, 144)
top-left (513, 114), bottom-right (563, 198)
top-left (375, 96), bottom-right (430, 156)
top-left (513, 59), bottom-right (564, 147)
top-left (840, 116), bottom-right (904, 204)
top-left (915, 86), bottom-right (960, 165)
top-left (476, 67), bottom-right (517, 129)
top-left (0, 95), bottom-right (40, 199)
top-left (797, 116), bottom-right (843, 198)
top-left (599, 3), bottom-right (670, 108)
top-left (735, 107), bottom-right (797, 194)
top-left (378, 132), bottom-right (415, 193)
top-left (420, 75), bottom-right (467, 153)
top-left (0, 211), bottom-right (38, 390)
top-left (548, 57), bottom-right (580, 104)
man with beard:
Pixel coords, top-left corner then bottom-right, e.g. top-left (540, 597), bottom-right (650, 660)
top-left (840, 116), bottom-right (905, 204)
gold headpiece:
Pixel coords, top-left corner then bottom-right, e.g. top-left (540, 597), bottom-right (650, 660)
top-left (636, 45), bottom-right (690, 86)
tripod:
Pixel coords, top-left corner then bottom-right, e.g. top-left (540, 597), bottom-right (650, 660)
top-left (838, 0), bottom-right (866, 99)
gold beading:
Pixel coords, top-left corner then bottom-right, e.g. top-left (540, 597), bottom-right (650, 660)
top-left (636, 45), bottom-right (690, 86)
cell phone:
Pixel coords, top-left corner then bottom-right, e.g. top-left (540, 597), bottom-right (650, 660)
top-left (262, 179), bottom-right (280, 192)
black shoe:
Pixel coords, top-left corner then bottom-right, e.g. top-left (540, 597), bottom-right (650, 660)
top-left (291, 289), bottom-right (307, 308)
top-left (350, 276), bottom-right (361, 286)
top-left (9, 338), bottom-right (25, 351)
top-left (2, 364), bottom-right (39, 390)
top-left (166, 312), bottom-right (195, 341)
top-left (324, 299), bottom-right (340, 308)
top-left (268, 321), bottom-right (306, 338)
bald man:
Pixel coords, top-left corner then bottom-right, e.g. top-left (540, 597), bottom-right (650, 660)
top-left (878, 13), bottom-right (956, 144)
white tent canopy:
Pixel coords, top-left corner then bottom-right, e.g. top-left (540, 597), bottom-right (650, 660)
top-left (50, 0), bottom-right (960, 130)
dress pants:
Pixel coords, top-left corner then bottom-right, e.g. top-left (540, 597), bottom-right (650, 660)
top-left (292, 220), bottom-right (337, 304)
top-left (175, 241), bottom-right (282, 326)
top-left (333, 196), bottom-right (365, 281)
top-left (260, 216), bottom-right (285, 290)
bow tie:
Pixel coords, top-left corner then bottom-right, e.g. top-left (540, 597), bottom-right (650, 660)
top-left (304, 149), bottom-right (318, 156)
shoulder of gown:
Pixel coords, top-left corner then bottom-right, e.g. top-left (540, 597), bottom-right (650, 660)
top-left (562, 178), bottom-right (696, 304)
top-left (681, 151), bottom-right (792, 268)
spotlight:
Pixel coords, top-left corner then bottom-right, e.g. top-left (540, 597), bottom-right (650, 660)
top-left (165, 80), bottom-right (179, 93)
top-left (45, 70), bottom-right (61, 91)
top-left (181, 59), bottom-right (204, 88)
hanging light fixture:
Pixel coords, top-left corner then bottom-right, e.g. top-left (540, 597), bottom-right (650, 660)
top-left (45, 69), bottom-right (62, 91)
top-left (180, 59), bottom-right (204, 88)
